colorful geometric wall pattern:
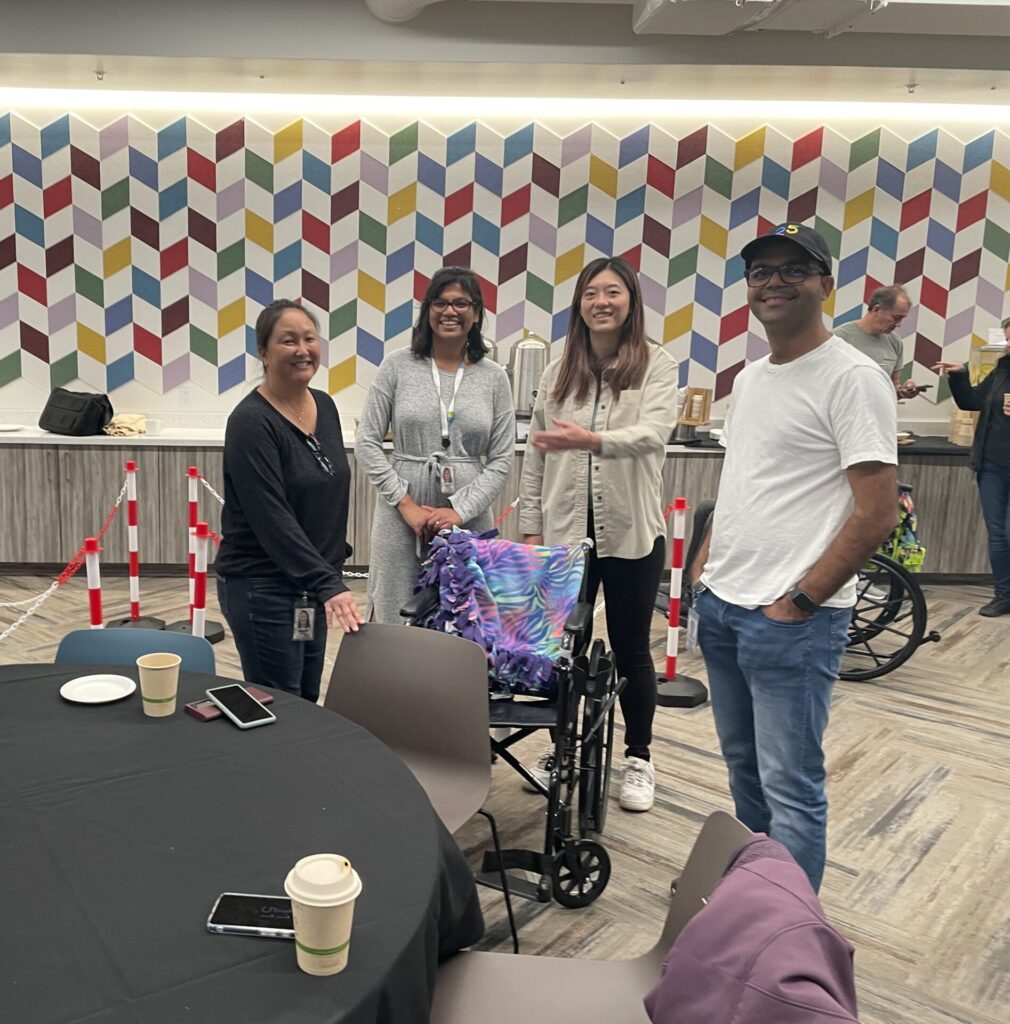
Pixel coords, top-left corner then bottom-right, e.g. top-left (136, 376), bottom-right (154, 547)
top-left (2, 114), bottom-right (1009, 407)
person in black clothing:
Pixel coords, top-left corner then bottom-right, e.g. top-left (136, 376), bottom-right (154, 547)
top-left (215, 300), bottom-right (364, 701)
top-left (934, 321), bottom-right (1010, 617)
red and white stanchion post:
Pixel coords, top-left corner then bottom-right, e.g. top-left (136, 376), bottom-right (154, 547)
top-left (167, 468), bottom-right (224, 642)
top-left (107, 460), bottom-right (165, 630)
top-left (656, 496), bottom-right (708, 708)
top-left (84, 538), bottom-right (103, 629)
top-left (191, 522), bottom-right (209, 639)
top-left (186, 466), bottom-right (199, 622)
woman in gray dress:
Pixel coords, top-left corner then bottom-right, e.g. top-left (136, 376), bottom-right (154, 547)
top-left (356, 267), bottom-right (516, 623)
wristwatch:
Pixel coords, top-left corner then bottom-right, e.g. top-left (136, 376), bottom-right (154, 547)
top-left (787, 586), bottom-right (819, 615)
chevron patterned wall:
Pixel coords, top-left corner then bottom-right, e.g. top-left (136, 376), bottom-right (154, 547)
top-left (1, 113), bottom-right (1009, 412)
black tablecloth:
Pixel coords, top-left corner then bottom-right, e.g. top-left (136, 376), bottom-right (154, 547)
top-left (0, 663), bottom-right (483, 1024)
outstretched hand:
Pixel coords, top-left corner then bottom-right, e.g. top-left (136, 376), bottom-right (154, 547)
top-left (530, 418), bottom-right (600, 453)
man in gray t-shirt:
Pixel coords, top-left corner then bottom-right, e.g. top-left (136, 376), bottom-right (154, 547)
top-left (835, 285), bottom-right (919, 398)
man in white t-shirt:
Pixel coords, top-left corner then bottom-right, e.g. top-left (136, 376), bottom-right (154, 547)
top-left (691, 223), bottom-right (898, 892)
top-left (834, 285), bottom-right (921, 399)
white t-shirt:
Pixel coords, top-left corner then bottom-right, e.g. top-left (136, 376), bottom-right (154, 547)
top-left (702, 336), bottom-right (897, 609)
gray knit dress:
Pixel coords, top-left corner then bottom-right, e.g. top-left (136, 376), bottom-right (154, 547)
top-left (356, 347), bottom-right (516, 623)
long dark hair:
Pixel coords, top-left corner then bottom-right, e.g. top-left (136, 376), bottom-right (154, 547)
top-left (410, 267), bottom-right (486, 363)
top-left (552, 257), bottom-right (649, 405)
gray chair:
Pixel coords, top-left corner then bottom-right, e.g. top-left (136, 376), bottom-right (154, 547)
top-left (55, 627), bottom-right (215, 675)
top-left (430, 810), bottom-right (752, 1024)
top-left (324, 623), bottom-right (519, 951)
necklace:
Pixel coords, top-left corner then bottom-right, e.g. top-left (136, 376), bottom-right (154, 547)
top-left (264, 386), bottom-right (310, 428)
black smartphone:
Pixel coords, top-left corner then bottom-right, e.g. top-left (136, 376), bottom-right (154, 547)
top-left (205, 684), bottom-right (277, 729)
top-left (207, 893), bottom-right (294, 939)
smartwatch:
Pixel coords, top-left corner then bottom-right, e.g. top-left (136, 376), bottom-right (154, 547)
top-left (787, 586), bottom-right (819, 615)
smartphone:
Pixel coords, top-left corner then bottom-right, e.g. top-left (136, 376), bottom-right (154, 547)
top-left (185, 686), bottom-right (274, 722)
top-left (207, 893), bottom-right (294, 939)
top-left (205, 684), bottom-right (277, 730)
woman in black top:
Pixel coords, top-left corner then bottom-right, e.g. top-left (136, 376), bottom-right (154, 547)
top-left (216, 300), bottom-right (364, 701)
top-left (935, 323), bottom-right (1010, 617)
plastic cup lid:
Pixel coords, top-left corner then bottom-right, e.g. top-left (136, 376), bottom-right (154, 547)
top-left (284, 853), bottom-right (362, 907)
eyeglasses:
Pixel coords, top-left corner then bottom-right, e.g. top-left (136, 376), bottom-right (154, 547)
top-left (744, 264), bottom-right (825, 286)
top-left (304, 433), bottom-right (334, 476)
top-left (431, 298), bottom-right (475, 311)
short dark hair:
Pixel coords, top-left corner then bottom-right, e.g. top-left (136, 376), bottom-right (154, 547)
top-left (254, 300), bottom-right (319, 355)
top-left (867, 286), bottom-right (910, 312)
top-left (1001, 315), bottom-right (1010, 330)
top-left (410, 267), bottom-right (486, 362)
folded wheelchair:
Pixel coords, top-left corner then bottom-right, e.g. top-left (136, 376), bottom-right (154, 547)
top-left (402, 528), bottom-right (624, 908)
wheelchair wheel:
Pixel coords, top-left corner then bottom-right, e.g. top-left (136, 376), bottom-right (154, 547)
top-left (577, 694), bottom-right (614, 837)
top-left (551, 840), bottom-right (611, 909)
top-left (840, 553), bottom-right (927, 682)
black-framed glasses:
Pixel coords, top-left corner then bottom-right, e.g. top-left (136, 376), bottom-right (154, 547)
top-left (745, 264), bottom-right (824, 286)
top-left (431, 298), bottom-right (475, 311)
top-left (304, 433), bottom-right (334, 476)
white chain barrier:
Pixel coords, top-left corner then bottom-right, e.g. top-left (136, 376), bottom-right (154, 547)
top-left (0, 478), bottom-right (129, 644)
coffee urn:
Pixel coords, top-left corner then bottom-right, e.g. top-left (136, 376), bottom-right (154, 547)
top-left (506, 332), bottom-right (550, 419)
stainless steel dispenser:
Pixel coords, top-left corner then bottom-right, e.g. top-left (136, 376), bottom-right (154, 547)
top-left (506, 332), bottom-right (550, 419)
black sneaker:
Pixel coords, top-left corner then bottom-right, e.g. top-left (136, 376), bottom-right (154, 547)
top-left (979, 597), bottom-right (1010, 617)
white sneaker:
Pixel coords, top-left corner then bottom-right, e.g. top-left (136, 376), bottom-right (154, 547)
top-left (522, 748), bottom-right (555, 792)
top-left (619, 756), bottom-right (655, 812)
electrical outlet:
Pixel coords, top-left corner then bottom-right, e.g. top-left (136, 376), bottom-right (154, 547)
top-left (179, 386), bottom-right (193, 408)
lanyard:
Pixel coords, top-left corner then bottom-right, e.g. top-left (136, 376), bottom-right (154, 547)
top-left (431, 358), bottom-right (465, 450)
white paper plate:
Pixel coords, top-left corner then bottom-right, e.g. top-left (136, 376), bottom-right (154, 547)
top-left (0, 424), bottom-right (24, 432)
top-left (60, 674), bottom-right (137, 705)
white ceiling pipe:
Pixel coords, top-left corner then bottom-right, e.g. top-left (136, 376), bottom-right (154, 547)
top-left (365, 0), bottom-right (450, 23)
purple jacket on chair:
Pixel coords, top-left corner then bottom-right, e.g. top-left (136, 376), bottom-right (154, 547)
top-left (644, 835), bottom-right (859, 1023)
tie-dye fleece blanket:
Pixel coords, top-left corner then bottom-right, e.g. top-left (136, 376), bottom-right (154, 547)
top-left (414, 528), bottom-right (587, 697)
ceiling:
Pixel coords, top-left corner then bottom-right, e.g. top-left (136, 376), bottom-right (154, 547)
top-left (1, 0), bottom-right (1009, 109)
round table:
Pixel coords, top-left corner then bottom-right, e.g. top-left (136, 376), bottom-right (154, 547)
top-left (0, 662), bottom-right (483, 1024)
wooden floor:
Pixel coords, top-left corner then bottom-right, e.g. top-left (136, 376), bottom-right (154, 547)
top-left (2, 572), bottom-right (1008, 1024)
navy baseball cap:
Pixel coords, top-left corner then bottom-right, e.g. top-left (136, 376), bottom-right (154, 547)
top-left (741, 223), bottom-right (833, 275)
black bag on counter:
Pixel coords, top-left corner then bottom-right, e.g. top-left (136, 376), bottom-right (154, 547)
top-left (38, 388), bottom-right (114, 436)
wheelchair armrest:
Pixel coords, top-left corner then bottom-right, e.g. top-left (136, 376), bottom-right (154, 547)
top-left (400, 585), bottom-right (439, 622)
top-left (563, 601), bottom-right (593, 639)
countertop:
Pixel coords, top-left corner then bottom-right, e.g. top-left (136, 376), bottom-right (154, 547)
top-left (0, 426), bottom-right (971, 457)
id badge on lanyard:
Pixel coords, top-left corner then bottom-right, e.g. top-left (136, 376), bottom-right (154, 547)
top-left (432, 359), bottom-right (464, 496)
top-left (292, 593), bottom-right (315, 642)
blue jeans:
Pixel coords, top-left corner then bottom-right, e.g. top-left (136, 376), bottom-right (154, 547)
top-left (217, 576), bottom-right (327, 703)
top-left (978, 461), bottom-right (1010, 598)
top-left (696, 587), bottom-right (851, 892)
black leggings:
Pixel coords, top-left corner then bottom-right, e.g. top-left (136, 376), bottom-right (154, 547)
top-left (585, 515), bottom-right (666, 760)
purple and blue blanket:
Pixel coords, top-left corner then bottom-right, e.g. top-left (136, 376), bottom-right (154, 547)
top-left (414, 529), bottom-right (587, 697)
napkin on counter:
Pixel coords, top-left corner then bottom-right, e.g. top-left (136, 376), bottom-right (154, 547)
top-left (103, 414), bottom-right (148, 436)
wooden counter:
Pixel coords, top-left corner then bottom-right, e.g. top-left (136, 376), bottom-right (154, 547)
top-left (0, 436), bottom-right (987, 577)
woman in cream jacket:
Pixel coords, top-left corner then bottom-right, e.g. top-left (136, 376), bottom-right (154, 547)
top-left (520, 256), bottom-right (680, 812)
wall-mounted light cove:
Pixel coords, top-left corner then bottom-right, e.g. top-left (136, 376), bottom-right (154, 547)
top-left (1, 87), bottom-right (1010, 124)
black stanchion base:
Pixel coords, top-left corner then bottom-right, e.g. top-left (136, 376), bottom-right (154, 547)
top-left (165, 619), bottom-right (226, 645)
top-left (106, 616), bottom-right (167, 631)
top-left (656, 674), bottom-right (708, 708)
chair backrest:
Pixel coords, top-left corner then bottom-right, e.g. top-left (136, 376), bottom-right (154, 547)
top-left (644, 810), bottom-right (752, 970)
top-left (55, 628), bottom-right (216, 675)
top-left (324, 624), bottom-right (491, 823)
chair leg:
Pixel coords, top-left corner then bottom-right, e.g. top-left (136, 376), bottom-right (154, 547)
top-left (477, 807), bottom-right (520, 954)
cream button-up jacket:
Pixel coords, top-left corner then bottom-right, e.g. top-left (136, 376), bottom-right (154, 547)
top-left (519, 343), bottom-right (681, 560)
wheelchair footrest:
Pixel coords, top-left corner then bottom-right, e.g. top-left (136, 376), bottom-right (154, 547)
top-left (479, 849), bottom-right (554, 904)
top-left (482, 848), bottom-right (551, 877)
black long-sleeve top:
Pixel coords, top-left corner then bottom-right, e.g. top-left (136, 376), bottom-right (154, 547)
top-left (948, 354), bottom-right (1010, 470)
top-left (214, 388), bottom-right (352, 601)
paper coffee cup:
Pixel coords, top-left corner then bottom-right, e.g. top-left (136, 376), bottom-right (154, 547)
top-left (284, 854), bottom-right (363, 977)
top-left (136, 652), bottom-right (181, 717)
